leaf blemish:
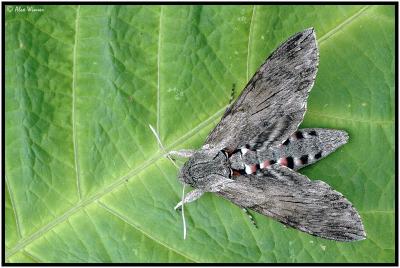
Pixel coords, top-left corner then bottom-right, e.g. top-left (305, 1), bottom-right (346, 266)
top-left (167, 87), bottom-right (184, 100)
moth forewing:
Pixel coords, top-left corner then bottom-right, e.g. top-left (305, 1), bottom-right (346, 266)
top-left (205, 28), bottom-right (318, 152)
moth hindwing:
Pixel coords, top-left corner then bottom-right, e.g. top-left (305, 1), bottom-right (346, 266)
top-left (173, 28), bottom-right (365, 242)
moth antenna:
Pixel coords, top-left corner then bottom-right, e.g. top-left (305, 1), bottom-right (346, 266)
top-left (181, 183), bottom-right (187, 240)
top-left (149, 124), bottom-right (187, 239)
top-left (148, 124), bottom-right (180, 170)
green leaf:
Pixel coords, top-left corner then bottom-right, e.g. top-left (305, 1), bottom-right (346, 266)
top-left (5, 5), bottom-right (395, 263)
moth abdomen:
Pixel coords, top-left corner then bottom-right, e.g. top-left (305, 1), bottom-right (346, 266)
top-left (231, 128), bottom-right (349, 175)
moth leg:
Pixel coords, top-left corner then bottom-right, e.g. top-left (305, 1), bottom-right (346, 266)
top-left (242, 208), bottom-right (258, 228)
top-left (229, 83), bottom-right (236, 105)
top-left (174, 189), bottom-right (204, 211)
top-left (168, 149), bottom-right (195, 159)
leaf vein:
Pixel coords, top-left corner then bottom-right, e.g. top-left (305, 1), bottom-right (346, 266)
top-left (246, 5), bottom-right (256, 80)
top-left (72, 5), bottom-right (82, 200)
top-left (5, 174), bottom-right (22, 239)
top-left (319, 5), bottom-right (371, 45)
top-left (307, 111), bottom-right (393, 125)
top-left (22, 250), bottom-right (42, 263)
top-left (84, 209), bottom-right (113, 262)
top-left (97, 201), bottom-right (197, 263)
top-left (157, 6), bottom-right (163, 135)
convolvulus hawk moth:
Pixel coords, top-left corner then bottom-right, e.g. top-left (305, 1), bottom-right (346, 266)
top-left (169, 28), bottom-right (365, 242)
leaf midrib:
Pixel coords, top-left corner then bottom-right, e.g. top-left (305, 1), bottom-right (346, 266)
top-left (6, 5), bottom-right (376, 261)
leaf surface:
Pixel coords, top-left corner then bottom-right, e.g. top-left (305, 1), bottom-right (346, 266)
top-left (5, 5), bottom-right (395, 263)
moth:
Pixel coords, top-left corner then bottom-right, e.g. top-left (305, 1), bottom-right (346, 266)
top-left (169, 28), bottom-right (366, 241)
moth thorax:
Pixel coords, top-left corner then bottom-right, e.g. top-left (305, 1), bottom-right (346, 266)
top-left (180, 150), bottom-right (230, 187)
top-left (229, 151), bottom-right (244, 170)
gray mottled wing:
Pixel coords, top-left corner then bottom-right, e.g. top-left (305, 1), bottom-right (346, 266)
top-left (205, 28), bottom-right (319, 152)
top-left (217, 165), bottom-right (366, 241)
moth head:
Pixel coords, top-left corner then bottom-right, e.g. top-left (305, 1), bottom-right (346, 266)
top-left (179, 149), bottom-right (231, 190)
